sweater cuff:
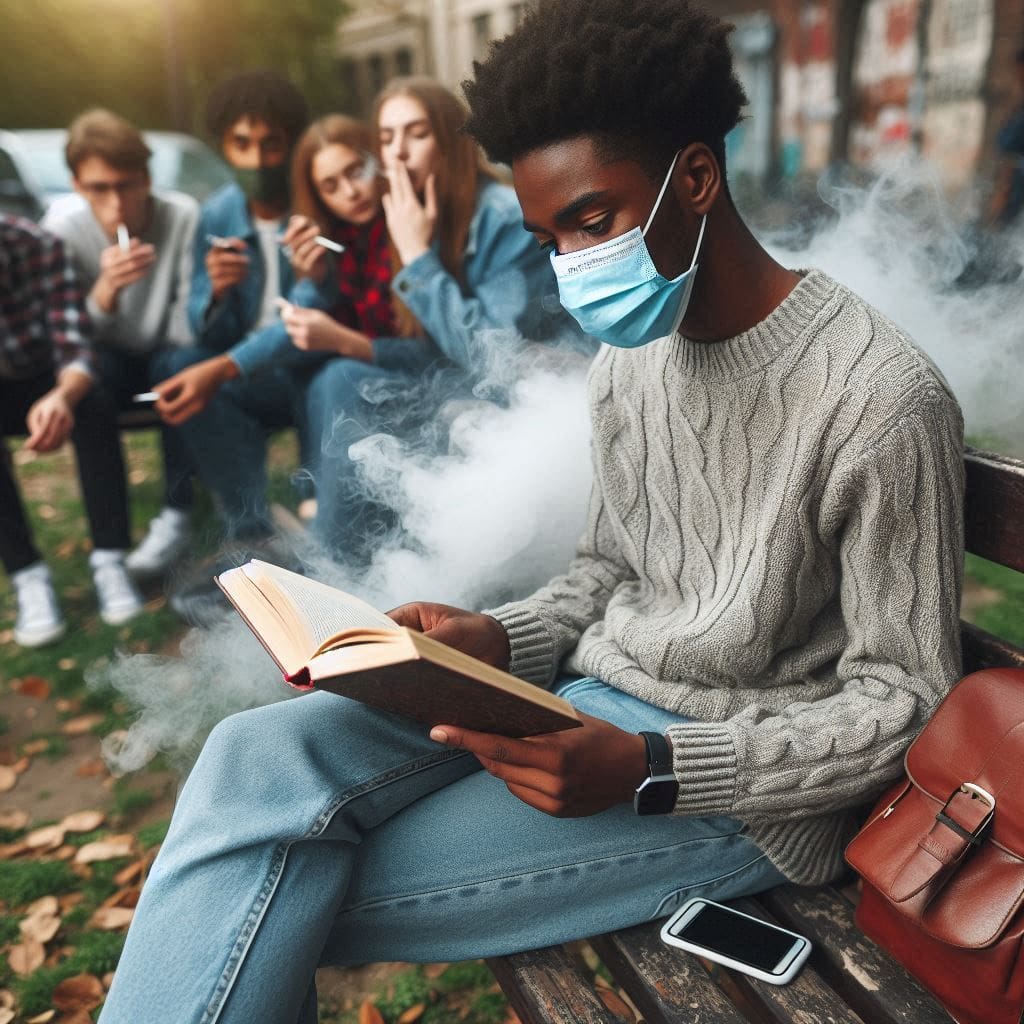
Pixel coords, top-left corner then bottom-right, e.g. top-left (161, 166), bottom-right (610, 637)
top-left (666, 721), bottom-right (739, 816)
top-left (85, 294), bottom-right (116, 332)
top-left (483, 603), bottom-right (557, 687)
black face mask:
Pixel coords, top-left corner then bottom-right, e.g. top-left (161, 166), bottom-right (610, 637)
top-left (233, 164), bottom-right (290, 206)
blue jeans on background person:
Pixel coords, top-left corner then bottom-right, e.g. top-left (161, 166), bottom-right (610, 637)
top-left (152, 347), bottom-right (312, 541)
top-left (98, 677), bottom-right (785, 1024)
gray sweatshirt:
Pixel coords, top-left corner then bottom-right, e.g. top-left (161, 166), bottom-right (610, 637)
top-left (42, 190), bottom-right (198, 353)
top-left (487, 270), bottom-right (964, 886)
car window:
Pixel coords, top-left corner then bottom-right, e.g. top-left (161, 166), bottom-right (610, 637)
top-left (0, 146), bottom-right (41, 218)
top-left (16, 138), bottom-right (72, 193)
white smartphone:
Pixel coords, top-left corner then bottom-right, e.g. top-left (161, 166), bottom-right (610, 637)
top-left (660, 897), bottom-right (811, 985)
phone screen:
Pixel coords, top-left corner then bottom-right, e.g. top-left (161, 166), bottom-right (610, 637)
top-left (669, 902), bottom-right (797, 973)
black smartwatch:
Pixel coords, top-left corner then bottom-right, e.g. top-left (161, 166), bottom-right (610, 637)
top-left (634, 731), bottom-right (679, 815)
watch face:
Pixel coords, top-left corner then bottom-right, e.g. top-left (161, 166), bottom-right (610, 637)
top-left (634, 775), bottom-right (679, 815)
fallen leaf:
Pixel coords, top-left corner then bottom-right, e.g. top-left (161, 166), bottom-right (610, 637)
top-left (397, 1003), bottom-right (426, 1024)
top-left (74, 834), bottom-right (134, 863)
top-left (19, 912), bottom-right (61, 943)
top-left (25, 1013), bottom-right (56, 1024)
top-left (61, 714), bottom-right (104, 736)
top-left (423, 964), bottom-right (448, 979)
top-left (11, 756), bottom-right (29, 774)
top-left (76, 758), bottom-right (106, 778)
top-left (37, 503), bottom-right (57, 520)
top-left (101, 887), bottom-right (140, 909)
top-left (596, 985), bottom-right (635, 1022)
top-left (102, 971), bottom-right (115, 989)
top-left (0, 1010), bottom-right (13, 1024)
top-left (23, 706), bottom-right (38, 720)
top-left (61, 810), bottom-right (105, 833)
top-left (52, 973), bottom-right (104, 1012)
top-left (54, 844), bottom-right (76, 861)
top-left (22, 739), bottom-right (49, 755)
top-left (0, 809), bottom-right (28, 830)
top-left (8, 938), bottom-right (45, 976)
top-left (0, 841), bottom-right (29, 859)
top-left (13, 675), bottom-right (50, 700)
top-left (114, 858), bottom-right (146, 887)
top-left (89, 906), bottom-right (134, 930)
top-left (54, 539), bottom-right (77, 560)
top-left (359, 1000), bottom-right (385, 1024)
top-left (0, 990), bottom-right (13, 1009)
top-left (55, 696), bottom-right (81, 713)
top-left (25, 824), bottom-right (66, 850)
top-left (0, 766), bottom-right (16, 793)
top-left (26, 896), bottom-right (59, 917)
top-left (57, 659), bottom-right (77, 673)
top-left (58, 892), bottom-right (85, 913)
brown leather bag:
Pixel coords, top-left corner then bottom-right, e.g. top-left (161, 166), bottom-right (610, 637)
top-left (845, 667), bottom-right (1024, 1024)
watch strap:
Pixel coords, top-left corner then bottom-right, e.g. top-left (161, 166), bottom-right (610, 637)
top-left (639, 730), bottom-right (673, 776)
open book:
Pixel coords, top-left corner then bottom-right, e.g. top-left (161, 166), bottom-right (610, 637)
top-left (216, 560), bottom-right (581, 736)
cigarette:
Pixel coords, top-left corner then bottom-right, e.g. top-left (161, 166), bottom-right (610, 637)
top-left (206, 234), bottom-right (238, 250)
top-left (314, 236), bottom-right (345, 254)
top-left (132, 392), bottom-right (160, 403)
top-left (116, 224), bottom-right (131, 252)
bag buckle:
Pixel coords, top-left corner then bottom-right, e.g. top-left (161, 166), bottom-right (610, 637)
top-left (936, 782), bottom-right (995, 847)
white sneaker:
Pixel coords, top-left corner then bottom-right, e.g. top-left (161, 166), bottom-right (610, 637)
top-left (12, 562), bottom-right (67, 647)
top-left (125, 507), bottom-right (192, 577)
top-left (90, 550), bottom-right (145, 626)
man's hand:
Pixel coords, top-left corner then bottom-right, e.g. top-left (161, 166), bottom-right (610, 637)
top-left (92, 239), bottom-right (156, 313)
top-left (25, 389), bottom-right (75, 452)
top-left (388, 602), bottom-right (511, 670)
top-left (206, 239), bottom-right (250, 301)
top-left (278, 300), bottom-right (372, 361)
top-left (381, 161), bottom-right (437, 266)
top-left (281, 215), bottom-right (328, 282)
top-left (154, 355), bottom-right (239, 426)
top-left (429, 713), bottom-right (650, 817)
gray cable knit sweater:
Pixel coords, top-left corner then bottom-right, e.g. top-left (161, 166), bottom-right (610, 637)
top-left (487, 270), bottom-right (964, 886)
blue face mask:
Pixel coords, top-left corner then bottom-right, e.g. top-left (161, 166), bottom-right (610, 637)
top-left (550, 151), bottom-right (707, 348)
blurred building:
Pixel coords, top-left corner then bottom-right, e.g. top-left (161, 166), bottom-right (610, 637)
top-left (335, 0), bottom-right (1023, 195)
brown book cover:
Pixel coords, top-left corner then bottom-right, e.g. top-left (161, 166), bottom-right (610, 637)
top-left (216, 560), bottom-right (581, 737)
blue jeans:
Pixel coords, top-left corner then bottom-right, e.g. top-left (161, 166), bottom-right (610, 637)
top-left (304, 357), bottom-right (407, 563)
top-left (99, 678), bottom-right (784, 1024)
top-left (153, 347), bottom-right (311, 540)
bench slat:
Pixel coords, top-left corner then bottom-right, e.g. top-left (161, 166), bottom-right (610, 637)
top-left (964, 448), bottom-right (1024, 574)
top-left (962, 621), bottom-right (1024, 672)
top-left (720, 897), bottom-right (865, 1023)
top-left (486, 946), bottom-right (623, 1024)
top-left (591, 921), bottom-right (751, 1024)
top-left (758, 885), bottom-right (950, 1024)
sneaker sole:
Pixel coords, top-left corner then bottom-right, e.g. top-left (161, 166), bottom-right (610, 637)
top-left (14, 620), bottom-right (68, 648)
top-left (100, 604), bottom-right (144, 627)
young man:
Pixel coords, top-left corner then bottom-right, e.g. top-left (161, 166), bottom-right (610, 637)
top-left (98, 2), bottom-right (964, 1020)
top-left (152, 70), bottom-right (315, 552)
top-left (43, 109), bottom-right (199, 580)
top-left (0, 217), bottom-right (141, 644)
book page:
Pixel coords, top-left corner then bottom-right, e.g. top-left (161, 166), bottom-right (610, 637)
top-left (245, 561), bottom-right (398, 654)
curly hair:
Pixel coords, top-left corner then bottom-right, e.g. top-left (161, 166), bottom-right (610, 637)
top-left (205, 69), bottom-right (309, 147)
top-left (462, 0), bottom-right (747, 179)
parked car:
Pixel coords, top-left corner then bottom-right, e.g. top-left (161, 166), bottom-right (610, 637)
top-left (0, 128), bottom-right (234, 219)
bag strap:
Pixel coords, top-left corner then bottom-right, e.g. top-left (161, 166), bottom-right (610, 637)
top-left (889, 784), bottom-right (995, 902)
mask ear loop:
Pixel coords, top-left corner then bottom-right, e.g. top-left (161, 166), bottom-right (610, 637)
top-left (687, 214), bottom-right (708, 271)
top-left (642, 150), bottom-right (683, 236)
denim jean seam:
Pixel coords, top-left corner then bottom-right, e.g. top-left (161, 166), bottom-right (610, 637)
top-left (339, 826), bottom-right (749, 916)
top-left (200, 746), bottom-right (472, 1023)
top-left (652, 851), bottom-right (777, 917)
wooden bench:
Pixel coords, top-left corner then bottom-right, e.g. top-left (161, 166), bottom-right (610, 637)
top-left (486, 446), bottom-right (1024, 1024)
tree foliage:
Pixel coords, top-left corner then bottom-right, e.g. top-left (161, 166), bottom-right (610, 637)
top-left (2, 0), bottom-right (350, 135)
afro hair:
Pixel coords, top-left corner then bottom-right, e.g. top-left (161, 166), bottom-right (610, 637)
top-left (462, 0), bottom-right (747, 177)
top-left (205, 69), bottom-right (310, 147)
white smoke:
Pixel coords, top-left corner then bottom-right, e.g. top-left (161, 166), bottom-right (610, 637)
top-left (763, 157), bottom-right (1024, 447)
top-left (97, 345), bottom-right (594, 772)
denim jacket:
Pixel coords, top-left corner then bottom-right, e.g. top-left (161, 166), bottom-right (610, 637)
top-left (375, 179), bottom-right (581, 373)
top-left (187, 182), bottom-right (327, 376)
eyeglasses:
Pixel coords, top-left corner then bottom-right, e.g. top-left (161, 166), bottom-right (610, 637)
top-left (77, 178), bottom-right (148, 200)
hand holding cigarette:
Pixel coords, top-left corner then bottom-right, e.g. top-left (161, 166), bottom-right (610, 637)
top-left (205, 236), bottom-right (249, 300)
top-left (279, 216), bottom-right (337, 282)
top-left (92, 235), bottom-right (156, 313)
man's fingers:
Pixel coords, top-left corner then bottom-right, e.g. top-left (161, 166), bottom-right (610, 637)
top-left (424, 173), bottom-right (438, 220)
top-left (429, 725), bottom-right (542, 767)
